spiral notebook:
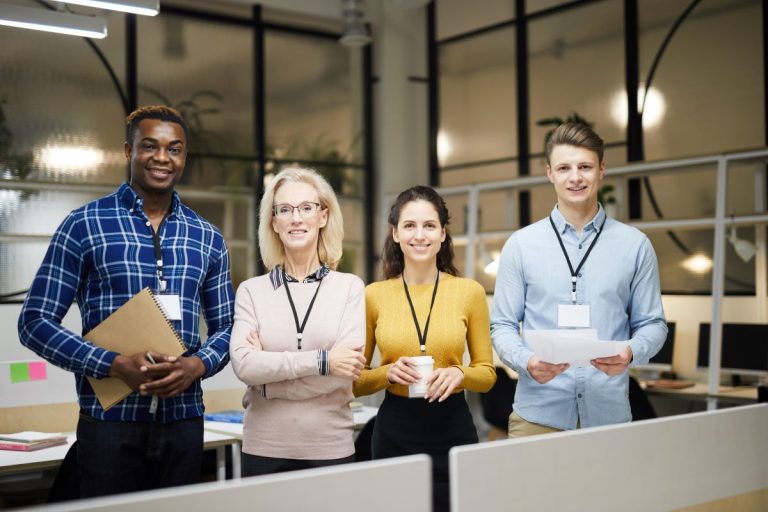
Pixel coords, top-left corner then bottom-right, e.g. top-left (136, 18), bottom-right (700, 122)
top-left (84, 287), bottom-right (186, 411)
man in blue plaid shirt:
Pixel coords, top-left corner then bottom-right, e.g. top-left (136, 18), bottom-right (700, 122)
top-left (18, 106), bottom-right (235, 497)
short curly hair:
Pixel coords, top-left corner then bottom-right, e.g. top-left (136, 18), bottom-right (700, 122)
top-left (125, 105), bottom-right (188, 145)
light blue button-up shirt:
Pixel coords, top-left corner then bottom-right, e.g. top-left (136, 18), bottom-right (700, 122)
top-left (491, 205), bottom-right (667, 429)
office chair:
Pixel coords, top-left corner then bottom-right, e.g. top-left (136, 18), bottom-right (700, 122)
top-left (628, 376), bottom-right (657, 421)
top-left (480, 367), bottom-right (517, 433)
top-left (354, 417), bottom-right (375, 462)
top-left (47, 441), bottom-right (79, 503)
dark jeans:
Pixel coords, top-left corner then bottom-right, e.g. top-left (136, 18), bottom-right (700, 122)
top-left (76, 413), bottom-right (204, 498)
top-left (242, 453), bottom-right (355, 477)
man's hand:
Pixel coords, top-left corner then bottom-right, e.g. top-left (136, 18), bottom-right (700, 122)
top-left (425, 367), bottom-right (464, 403)
top-left (591, 346), bottom-right (633, 376)
top-left (328, 346), bottom-right (366, 380)
top-left (527, 355), bottom-right (569, 384)
top-left (386, 356), bottom-right (423, 385)
top-left (139, 355), bottom-right (206, 398)
top-left (109, 352), bottom-right (168, 391)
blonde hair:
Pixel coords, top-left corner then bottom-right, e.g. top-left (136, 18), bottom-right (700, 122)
top-left (259, 167), bottom-right (344, 270)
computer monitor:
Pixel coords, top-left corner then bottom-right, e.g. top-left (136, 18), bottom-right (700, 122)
top-left (697, 323), bottom-right (768, 377)
top-left (644, 321), bottom-right (676, 370)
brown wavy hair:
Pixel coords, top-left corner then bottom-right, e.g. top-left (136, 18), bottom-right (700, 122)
top-left (382, 186), bottom-right (459, 279)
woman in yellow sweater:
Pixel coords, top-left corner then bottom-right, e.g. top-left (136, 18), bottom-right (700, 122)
top-left (354, 185), bottom-right (496, 512)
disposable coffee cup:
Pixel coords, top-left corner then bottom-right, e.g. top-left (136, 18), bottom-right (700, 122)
top-left (408, 355), bottom-right (434, 398)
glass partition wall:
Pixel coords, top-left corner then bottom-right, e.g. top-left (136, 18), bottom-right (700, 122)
top-left (0, 1), bottom-right (373, 301)
top-left (433, 0), bottom-right (765, 296)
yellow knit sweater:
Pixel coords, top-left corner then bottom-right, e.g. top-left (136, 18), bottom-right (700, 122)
top-left (353, 273), bottom-right (496, 398)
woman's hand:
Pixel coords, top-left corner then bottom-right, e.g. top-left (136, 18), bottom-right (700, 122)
top-left (329, 346), bottom-right (366, 380)
top-left (245, 330), bottom-right (263, 350)
top-left (424, 367), bottom-right (464, 403)
top-left (386, 356), bottom-right (423, 385)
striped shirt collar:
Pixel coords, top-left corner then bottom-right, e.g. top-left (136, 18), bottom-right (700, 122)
top-left (117, 182), bottom-right (182, 217)
top-left (269, 263), bottom-right (330, 290)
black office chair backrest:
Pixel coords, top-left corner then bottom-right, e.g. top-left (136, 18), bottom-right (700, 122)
top-left (480, 367), bottom-right (517, 430)
top-left (628, 376), bottom-right (657, 421)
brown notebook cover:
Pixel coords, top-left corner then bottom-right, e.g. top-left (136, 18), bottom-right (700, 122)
top-left (84, 287), bottom-right (186, 411)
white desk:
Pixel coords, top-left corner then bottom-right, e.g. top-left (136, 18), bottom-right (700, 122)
top-left (205, 406), bottom-right (378, 440)
top-left (642, 381), bottom-right (758, 404)
top-left (0, 431), bottom-right (240, 481)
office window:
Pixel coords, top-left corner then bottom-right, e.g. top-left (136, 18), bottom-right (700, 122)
top-left (639, 0), bottom-right (763, 161)
top-left (0, 189), bottom-right (104, 295)
top-left (0, 7), bottom-right (126, 185)
top-left (437, 0), bottom-right (516, 41)
top-left (528, 0), bottom-right (625, 172)
top-left (439, 28), bottom-right (517, 172)
top-left (649, 228), bottom-right (757, 295)
top-left (137, 13), bottom-right (255, 188)
top-left (265, 30), bottom-right (367, 277)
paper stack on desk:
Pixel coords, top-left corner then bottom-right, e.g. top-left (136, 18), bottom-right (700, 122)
top-left (524, 329), bottom-right (628, 367)
top-left (0, 431), bottom-right (67, 452)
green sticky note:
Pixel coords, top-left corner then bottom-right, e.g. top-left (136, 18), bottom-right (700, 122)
top-left (10, 362), bottom-right (30, 383)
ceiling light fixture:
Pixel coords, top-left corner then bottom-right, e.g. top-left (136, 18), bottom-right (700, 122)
top-left (0, 4), bottom-right (106, 39)
top-left (55, 0), bottom-right (159, 17)
top-left (729, 226), bottom-right (757, 263)
top-left (339, 0), bottom-right (371, 47)
top-left (681, 253), bottom-right (713, 275)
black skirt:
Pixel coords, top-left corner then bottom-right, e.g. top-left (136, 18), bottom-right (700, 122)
top-left (372, 392), bottom-right (478, 512)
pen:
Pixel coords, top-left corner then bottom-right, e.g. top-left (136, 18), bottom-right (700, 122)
top-left (146, 352), bottom-right (159, 415)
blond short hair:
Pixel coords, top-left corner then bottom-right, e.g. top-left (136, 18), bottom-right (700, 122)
top-left (259, 167), bottom-right (344, 270)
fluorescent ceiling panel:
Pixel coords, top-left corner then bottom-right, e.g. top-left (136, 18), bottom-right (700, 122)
top-left (56, 1), bottom-right (160, 17)
top-left (0, 4), bottom-right (107, 39)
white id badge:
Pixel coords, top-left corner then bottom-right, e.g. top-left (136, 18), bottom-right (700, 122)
top-left (155, 292), bottom-right (182, 321)
top-left (558, 303), bottom-right (591, 328)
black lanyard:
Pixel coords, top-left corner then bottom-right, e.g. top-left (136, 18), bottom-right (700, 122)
top-left (402, 271), bottom-right (440, 355)
top-left (150, 216), bottom-right (168, 292)
top-left (549, 214), bottom-right (606, 303)
top-left (283, 269), bottom-right (323, 350)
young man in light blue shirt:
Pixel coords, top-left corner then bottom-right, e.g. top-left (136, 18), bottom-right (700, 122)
top-left (491, 122), bottom-right (667, 436)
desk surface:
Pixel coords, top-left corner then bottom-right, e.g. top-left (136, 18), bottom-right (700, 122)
top-left (642, 381), bottom-right (758, 402)
top-left (0, 430), bottom-right (239, 477)
top-left (204, 406), bottom-right (379, 439)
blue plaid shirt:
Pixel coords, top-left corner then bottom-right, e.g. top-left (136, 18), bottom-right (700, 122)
top-left (18, 183), bottom-right (235, 422)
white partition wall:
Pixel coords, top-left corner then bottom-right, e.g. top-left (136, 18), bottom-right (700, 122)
top-left (37, 455), bottom-right (431, 512)
top-left (450, 404), bottom-right (768, 512)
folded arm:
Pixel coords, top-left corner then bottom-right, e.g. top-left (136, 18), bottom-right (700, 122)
top-left (267, 276), bottom-right (366, 400)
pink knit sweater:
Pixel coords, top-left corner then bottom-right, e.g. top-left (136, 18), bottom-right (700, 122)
top-left (230, 270), bottom-right (365, 459)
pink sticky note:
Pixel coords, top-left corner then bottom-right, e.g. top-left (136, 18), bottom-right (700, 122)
top-left (28, 361), bottom-right (47, 381)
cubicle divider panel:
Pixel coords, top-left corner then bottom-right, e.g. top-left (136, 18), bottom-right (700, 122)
top-left (35, 454), bottom-right (432, 512)
top-left (450, 404), bottom-right (768, 512)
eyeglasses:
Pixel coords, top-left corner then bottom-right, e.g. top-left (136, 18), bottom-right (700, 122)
top-left (272, 201), bottom-right (323, 218)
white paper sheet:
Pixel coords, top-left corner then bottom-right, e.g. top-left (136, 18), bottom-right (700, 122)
top-left (524, 329), bottom-right (628, 367)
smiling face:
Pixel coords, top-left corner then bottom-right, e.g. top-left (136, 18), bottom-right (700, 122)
top-left (392, 199), bottom-right (446, 269)
top-left (271, 181), bottom-right (328, 256)
top-left (546, 143), bottom-right (605, 213)
top-left (125, 119), bottom-right (186, 197)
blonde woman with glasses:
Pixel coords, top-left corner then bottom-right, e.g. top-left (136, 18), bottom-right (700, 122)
top-left (230, 167), bottom-right (366, 476)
